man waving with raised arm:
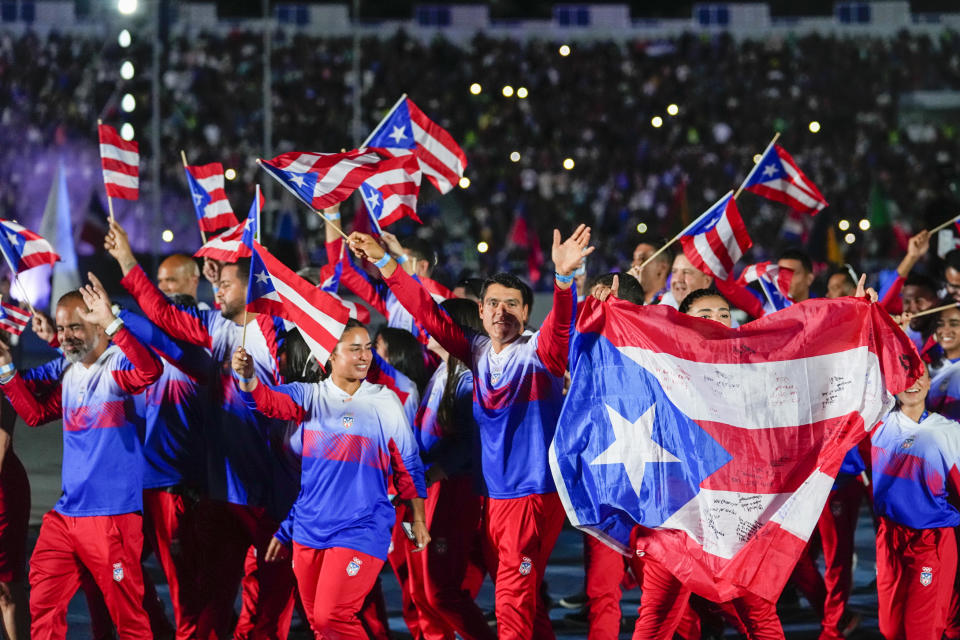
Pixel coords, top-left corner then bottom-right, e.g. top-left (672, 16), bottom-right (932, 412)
top-left (349, 224), bottom-right (593, 640)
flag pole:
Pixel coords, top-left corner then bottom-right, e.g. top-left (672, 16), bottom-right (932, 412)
top-left (97, 119), bottom-right (116, 223)
top-left (638, 191), bottom-right (734, 270)
top-left (733, 132), bottom-right (781, 200)
top-left (929, 212), bottom-right (960, 235)
top-left (910, 301), bottom-right (959, 319)
top-left (361, 93), bottom-right (408, 148)
top-left (181, 150), bottom-right (208, 244)
top-left (255, 160), bottom-right (349, 240)
top-left (255, 184), bottom-right (261, 244)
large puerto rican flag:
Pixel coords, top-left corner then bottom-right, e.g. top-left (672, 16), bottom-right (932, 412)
top-left (550, 296), bottom-right (922, 602)
top-left (679, 191), bottom-right (752, 281)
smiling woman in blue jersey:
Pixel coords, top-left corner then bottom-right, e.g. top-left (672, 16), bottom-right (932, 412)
top-left (231, 318), bottom-right (428, 639)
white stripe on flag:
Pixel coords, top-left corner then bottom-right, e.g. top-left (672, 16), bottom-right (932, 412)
top-left (714, 213), bottom-right (744, 265)
top-left (21, 238), bottom-right (55, 258)
top-left (617, 345), bottom-right (893, 431)
top-left (769, 469), bottom-right (835, 539)
top-left (778, 158), bottom-right (819, 195)
top-left (195, 174), bottom-right (224, 192)
top-left (99, 144), bottom-right (140, 168)
top-left (410, 121), bottom-right (465, 176)
top-left (102, 170), bottom-right (139, 189)
top-left (270, 277), bottom-right (347, 343)
top-left (279, 153), bottom-right (327, 173)
top-left (692, 233), bottom-right (729, 280)
top-left (204, 199), bottom-right (233, 216)
top-left (765, 179), bottom-right (821, 209)
top-left (364, 167), bottom-right (417, 188)
top-left (311, 156), bottom-right (380, 201)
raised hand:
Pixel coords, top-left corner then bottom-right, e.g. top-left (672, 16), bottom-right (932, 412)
top-left (31, 310), bottom-right (55, 344)
top-left (347, 232), bottom-right (387, 264)
top-left (78, 273), bottom-right (116, 329)
top-left (553, 224), bottom-right (595, 277)
top-left (203, 258), bottom-right (222, 287)
top-left (379, 230), bottom-right (404, 258)
top-left (591, 275), bottom-right (620, 302)
top-left (103, 220), bottom-right (137, 275)
top-left (232, 346), bottom-right (254, 380)
top-left (907, 230), bottom-right (931, 260)
top-left (854, 274), bottom-right (878, 303)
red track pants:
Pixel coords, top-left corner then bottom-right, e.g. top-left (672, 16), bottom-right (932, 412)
top-left (407, 475), bottom-right (495, 640)
top-left (292, 543), bottom-right (384, 639)
top-left (483, 492), bottom-right (565, 640)
top-left (30, 510), bottom-right (151, 640)
top-left (816, 480), bottom-right (864, 640)
top-left (876, 517), bottom-right (957, 640)
top-left (194, 501), bottom-right (296, 639)
top-left (386, 502), bottom-right (420, 637)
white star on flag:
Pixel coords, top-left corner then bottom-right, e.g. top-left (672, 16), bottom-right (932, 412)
top-left (364, 189), bottom-right (382, 211)
top-left (763, 164), bottom-right (779, 178)
top-left (388, 125), bottom-right (408, 145)
top-left (6, 232), bottom-right (18, 245)
top-left (255, 271), bottom-right (270, 284)
top-left (590, 404), bottom-right (680, 496)
top-left (192, 191), bottom-right (205, 206)
top-left (289, 174), bottom-right (305, 188)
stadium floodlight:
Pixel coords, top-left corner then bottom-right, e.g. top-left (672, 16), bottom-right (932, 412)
top-left (117, 0), bottom-right (137, 15)
top-left (120, 123), bottom-right (135, 140)
top-left (667, 104), bottom-right (679, 116)
top-left (120, 60), bottom-right (135, 80)
top-left (559, 45), bottom-right (571, 56)
top-left (502, 85), bottom-right (514, 98)
top-left (118, 29), bottom-right (132, 48)
top-left (162, 229), bottom-right (174, 243)
top-left (563, 158), bottom-right (575, 170)
top-left (844, 233), bottom-right (856, 244)
top-left (224, 168), bottom-right (237, 180)
top-left (517, 87), bottom-right (528, 99)
top-left (809, 121), bottom-right (821, 133)
top-left (469, 83), bottom-right (482, 95)
top-left (651, 116), bottom-right (663, 128)
top-left (459, 177), bottom-right (471, 189)
top-left (838, 219), bottom-right (850, 231)
top-left (859, 219), bottom-right (871, 231)
top-left (636, 223), bottom-right (648, 233)
top-left (477, 241), bottom-right (489, 253)
top-left (509, 151), bottom-right (521, 163)
top-left (121, 93), bottom-right (136, 113)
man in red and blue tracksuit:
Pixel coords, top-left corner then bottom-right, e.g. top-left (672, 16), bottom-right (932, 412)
top-left (106, 220), bottom-right (299, 638)
top-left (349, 224), bottom-right (593, 638)
top-left (0, 281), bottom-right (162, 638)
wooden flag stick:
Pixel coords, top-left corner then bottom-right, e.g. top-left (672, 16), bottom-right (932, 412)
top-left (241, 308), bottom-right (249, 349)
top-left (910, 301), bottom-right (959, 319)
top-left (734, 132), bottom-right (781, 200)
top-left (929, 212), bottom-right (960, 235)
top-left (181, 149), bottom-right (207, 244)
top-left (96, 119), bottom-right (115, 223)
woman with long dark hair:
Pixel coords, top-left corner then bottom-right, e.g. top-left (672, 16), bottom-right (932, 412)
top-left (407, 298), bottom-right (495, 640)
top-left (232, 318), bottom-right (428, 638)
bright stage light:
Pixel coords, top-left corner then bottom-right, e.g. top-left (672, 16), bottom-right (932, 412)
top-left (120, 60), bottom-right (135, 80)
top-left (117, 0), bottom-right (137, 15)
top-left (469, 83), bottom-right (481, 95)
top-left (563, 158), bottom-right (575, 170)
top-left (118, 29), bottom-right (132, 48)
top-left (121, 93), bottom-right (136, 113)
top-left (120, 123), bottom-right (135, 140)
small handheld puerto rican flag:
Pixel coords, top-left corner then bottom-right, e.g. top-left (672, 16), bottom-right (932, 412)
top-left (358, 154), bottom-right (423, 228)
top-left (741, 143), bottom-right (828, 215)
top-left (0, 219), bottom-right (60, 272)
top-left (184, 162), bottom-right (237, 233)
top-left (0, 301), bottom-right (30, 336)
top-left (193, 192), bottom-right (261, 263)
top-left (363, 95), bottom-right (467, 194)
top-left (679, 192), bottom-right (752, 281)
top-left (738, 261), bottom-right (794, 311)
top-left (98, 123), bottom-right (139, 201)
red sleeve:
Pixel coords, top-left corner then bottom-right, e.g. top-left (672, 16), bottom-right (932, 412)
top-left (121, 265), bottom-right (212, 349)
top-left (716, 277), bottom-right (766, 319)
top-left (388, 438), bottom-right (420, 500)
top-left (248, 383), bottom-right (307, 423)
top-left (383, 267), bottom-right (471, 363)
top-left (325, 237), bottom-right (343, 265)
top-left (2, 374), bottom-right (62, 426)
top-left (880, 275), bottom-right (905, 314)
top-left (421, 277), bottom-right (453, 300)
top-left (109, 327), bottom-right (164, 393)
top-left (535, 283), bottom-right (575, 377)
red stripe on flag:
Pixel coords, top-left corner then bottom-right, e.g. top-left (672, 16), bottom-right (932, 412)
top-left (100, 157), bottom-right (139, 177)
top-left (105, 184), bottom-right (139, 201)
top-left (97, 124), bottom-right (139, 153)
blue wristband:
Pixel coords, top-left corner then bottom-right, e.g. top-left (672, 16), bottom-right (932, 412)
top-left (554, 272), bottom-right (574, 284)
top-left (233, 370), bottom-right (254, 384)
top-left (395, 254), bottom-right (408, 265)
top-left (373, 254), bottom-right (392, 269)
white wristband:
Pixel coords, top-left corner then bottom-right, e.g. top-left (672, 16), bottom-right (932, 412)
top-left (104, 317), bottom-right (124, 337)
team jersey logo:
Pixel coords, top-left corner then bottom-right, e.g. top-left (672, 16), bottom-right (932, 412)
top-left (434, 538), bottom-right (447, 555)
top-left (113, 562), bottom-right (124, 582)
top-left (519, 556), bottom-right (532, 576)
top-left (342, 414), bottom-right (355, 429)
top-left (901, 436), bottom-right (916, 450)
top-left (921, 566), bottom-right (933, 586)
top-left (830, 501), bottom-right (843, 517)
top-left (346, 557), bottom-right (363, 577)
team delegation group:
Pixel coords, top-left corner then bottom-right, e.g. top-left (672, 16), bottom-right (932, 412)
top-left (0, 205), bottom-right (955, 640)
